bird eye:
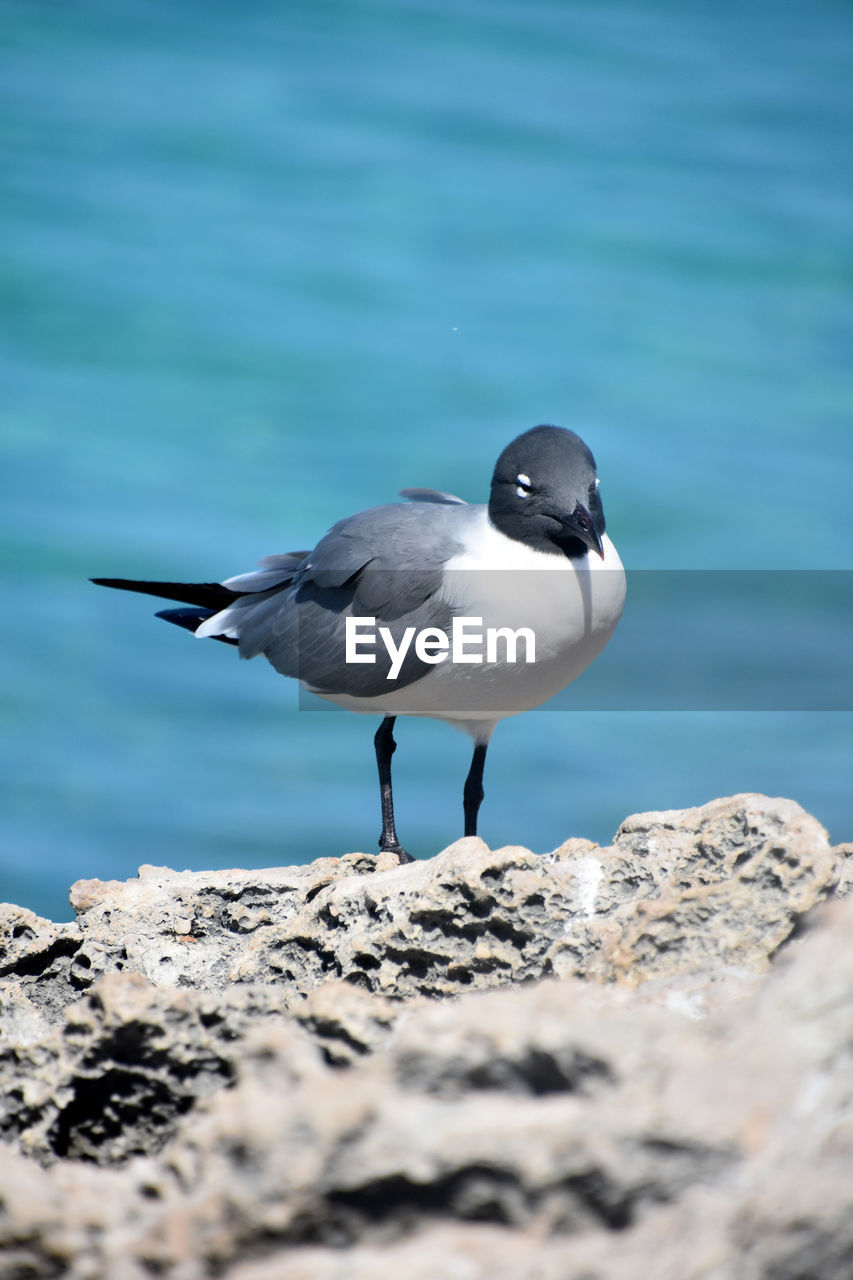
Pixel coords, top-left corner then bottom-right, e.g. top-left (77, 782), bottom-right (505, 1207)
top-left (589, 478), bottom-right (600, 498)
top-left (516, 473), bottom-right (533, 498)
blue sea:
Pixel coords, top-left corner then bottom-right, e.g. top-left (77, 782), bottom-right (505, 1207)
top-left (2, 0), bottom-right (851, 922)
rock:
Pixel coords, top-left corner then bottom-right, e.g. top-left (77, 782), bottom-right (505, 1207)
top-left (0, 793), bottom-right (850, 1279)
top-left (0, 971), bottom-right (307, 1166)
top-left (0, 906), bottom-right (82, 1026)
top-left (3, 794), bottom-right (835, 1018)
top-left (834, 840), bottom-right (853, 897)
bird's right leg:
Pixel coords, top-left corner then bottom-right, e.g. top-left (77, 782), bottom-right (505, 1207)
top-left (373, 716), bottom-right (415, 864)
top-left (462, 741), bottom-right (488, 837)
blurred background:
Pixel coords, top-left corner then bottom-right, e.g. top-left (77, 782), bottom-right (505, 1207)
top-left (2, 0), bottom-right (851, 921)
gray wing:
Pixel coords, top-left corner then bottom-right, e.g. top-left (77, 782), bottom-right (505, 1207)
top-left (205, 502), bottom-right (481, 697)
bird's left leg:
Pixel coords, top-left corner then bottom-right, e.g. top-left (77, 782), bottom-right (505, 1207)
top-left (462, 742), bottom-right (488, 837)
top-left (374, 716), bottom-right (415, 864)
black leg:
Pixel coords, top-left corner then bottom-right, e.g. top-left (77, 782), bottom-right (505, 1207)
top-left (374, 716), bottom-right (415, 863)
top-left (463, 742), bottom-right (488, 837)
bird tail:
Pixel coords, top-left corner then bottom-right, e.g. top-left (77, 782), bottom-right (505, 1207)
top-left (90, 578), bottom-right (241, 645)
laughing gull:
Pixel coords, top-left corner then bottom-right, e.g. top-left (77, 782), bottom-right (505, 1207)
top-left (93, 425), bottom-right (625, 863)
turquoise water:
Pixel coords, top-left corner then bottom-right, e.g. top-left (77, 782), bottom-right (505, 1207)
top-left (2, 0), bottom-right (851, 921)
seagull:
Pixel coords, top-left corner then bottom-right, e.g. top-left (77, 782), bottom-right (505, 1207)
top-left (92, 425), bottom-right (625, 863)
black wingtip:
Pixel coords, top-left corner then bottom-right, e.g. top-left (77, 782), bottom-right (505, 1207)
top-left (90, 577), bottom-right (239, 610)
top-left (156, 607), bottom-right (239, 646)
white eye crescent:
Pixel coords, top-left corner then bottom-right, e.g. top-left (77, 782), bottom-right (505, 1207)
top-left (516, 472), bottom-right (532, 498)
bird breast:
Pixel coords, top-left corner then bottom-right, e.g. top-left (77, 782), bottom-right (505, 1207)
top-left (318, 511), bottom-right (625, 724)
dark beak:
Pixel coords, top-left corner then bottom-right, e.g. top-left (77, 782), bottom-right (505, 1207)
top-left (568, 503), bottom-right (605, 559)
